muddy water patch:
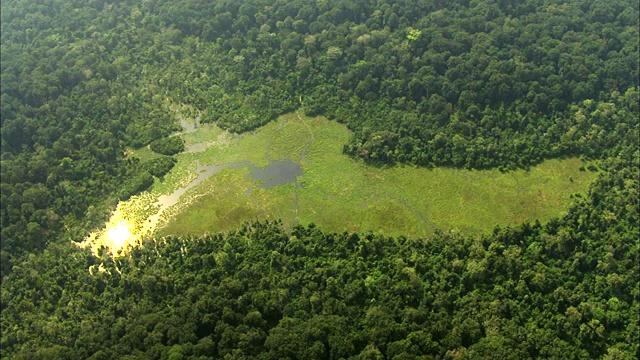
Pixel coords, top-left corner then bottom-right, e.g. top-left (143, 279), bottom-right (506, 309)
top-left (184, 127), bottom-right (234, 153)
top-left (186, 142), bottom-right (214, 153)
top-left (158, 161), bottom-right (238, 207)
top-left (178, 112), bottom-right (200, 134)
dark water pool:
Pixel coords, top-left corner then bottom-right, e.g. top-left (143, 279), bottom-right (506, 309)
top-left (247, 160), bottom-right (303, 188)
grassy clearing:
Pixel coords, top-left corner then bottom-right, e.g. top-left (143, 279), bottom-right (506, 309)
top-left (129, 145), bottom-right (163, 162)
top-left (157, 112), bottom-right (598, 238)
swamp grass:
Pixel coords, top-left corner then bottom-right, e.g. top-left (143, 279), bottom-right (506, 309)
top-left (151, 112), bottom-right (597, 238)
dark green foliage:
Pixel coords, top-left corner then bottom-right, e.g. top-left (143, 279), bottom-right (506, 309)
top-left (1, 150), bottom-right (637, 358)
top-left (121, 0), bottom-right (637, 169)
top-left (118, 171), bottom-right (154, 201)
top-left (5, 0), bottom-right (634, 168)
top-left (149, 137), bottom-right (185, 156)
top-left (142, 156), bottom-right (177, 178)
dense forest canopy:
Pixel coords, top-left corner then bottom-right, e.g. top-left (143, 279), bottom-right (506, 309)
top-left (0, 0), bottom-right (638, 358)
top-left (1, 150), bottom-right (638, 358)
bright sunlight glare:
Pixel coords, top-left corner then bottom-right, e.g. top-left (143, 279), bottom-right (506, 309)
top-left (104, 220), bottom-right (133, 251)
top-left (80, 201), bottom-right (144, 256)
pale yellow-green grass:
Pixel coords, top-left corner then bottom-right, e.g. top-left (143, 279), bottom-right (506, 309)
top-left (156, 112), bottom-right (598, 238)
top-left (128, 145), bottom-right (162, 162)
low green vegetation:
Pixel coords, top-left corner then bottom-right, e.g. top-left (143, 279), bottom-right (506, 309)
top-left (158, 112), bottom-right (597, 238)
top-left (128, 146), bottom-right (164, 162)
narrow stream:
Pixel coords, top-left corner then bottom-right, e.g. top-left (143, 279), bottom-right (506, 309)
top-left (85, 112), bottom-right (305, 253)
top-left (144, 111), bottom-right (303, 235)
top-left (141, 159), bottom-right (303, 236)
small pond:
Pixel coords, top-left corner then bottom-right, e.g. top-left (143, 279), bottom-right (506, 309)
top-left (246, 160), bottom-right (303, 188)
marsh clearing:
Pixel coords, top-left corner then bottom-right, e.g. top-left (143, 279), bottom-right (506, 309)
top-left (87, 110), bottom-right (598, 254)
top-left (157, 111), bottom-right (597, 238)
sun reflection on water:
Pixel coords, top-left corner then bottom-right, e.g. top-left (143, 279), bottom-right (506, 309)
top-left (81, 202), bottom-right (142, 256)
top-left (104, 220), bottom-right (133, 251)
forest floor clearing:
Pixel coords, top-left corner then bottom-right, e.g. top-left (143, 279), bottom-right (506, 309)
top-left (87, 111), bottom-right (598, 255)
top-left (159, 111), bottom-right (598, 238)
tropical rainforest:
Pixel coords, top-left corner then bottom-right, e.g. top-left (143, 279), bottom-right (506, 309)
top-left (1, 0), bottom-right (638, 359)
